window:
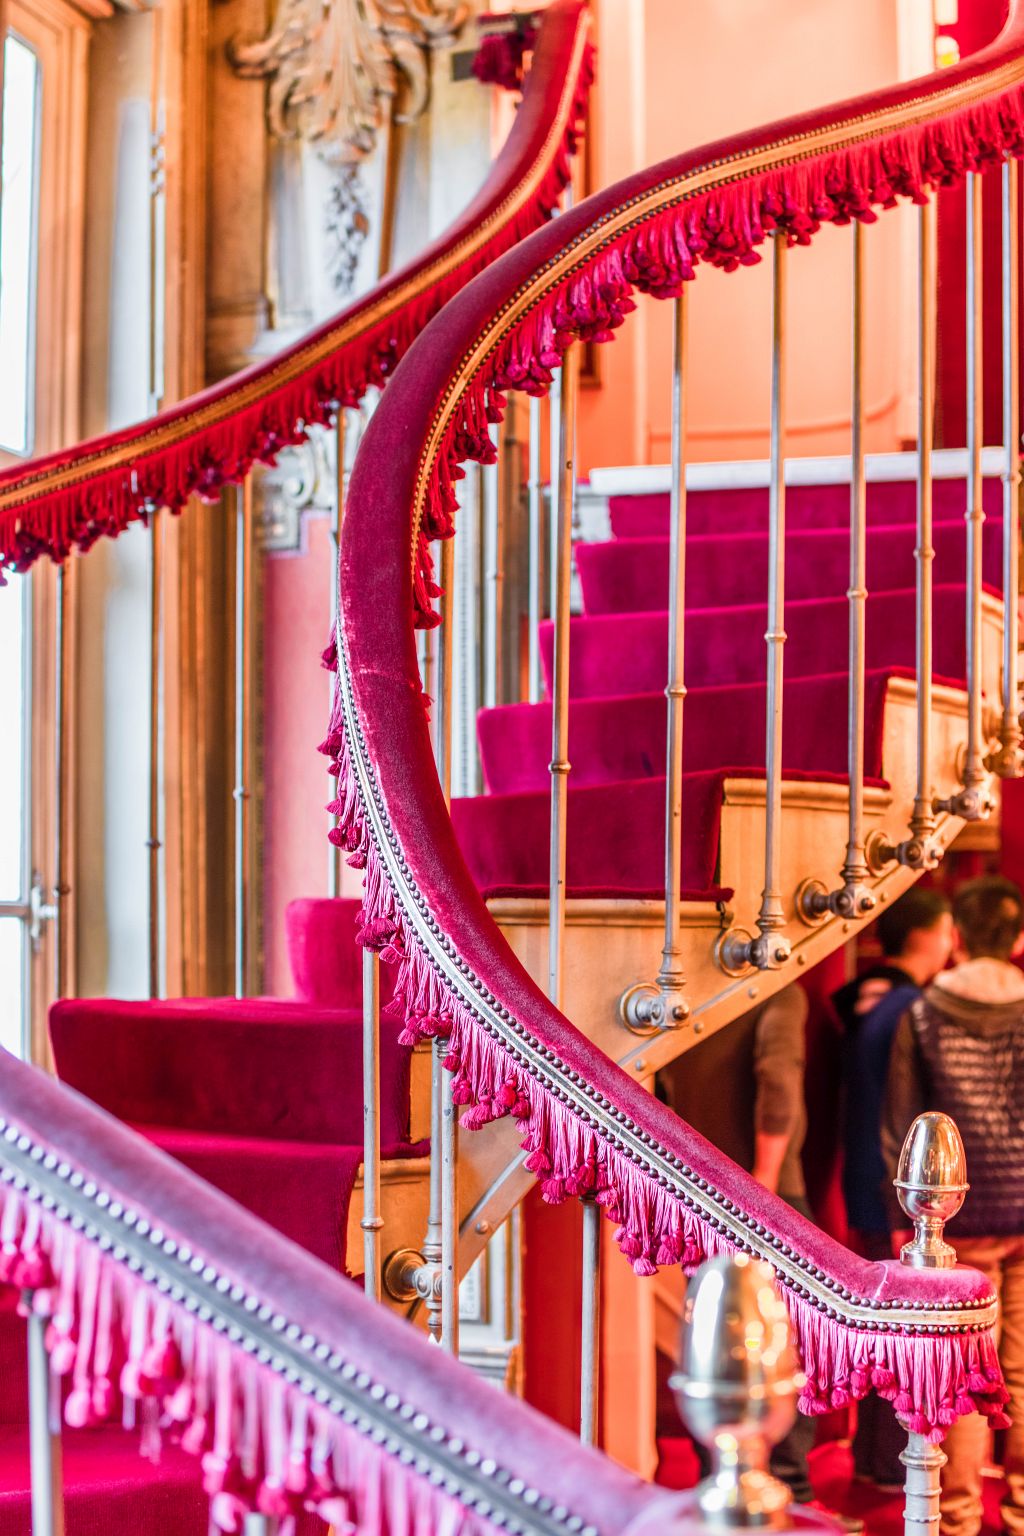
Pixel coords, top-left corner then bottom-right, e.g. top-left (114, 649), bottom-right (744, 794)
top-left (0, 572), bottom-right (29, 1057)
top-left (0, 33), bottom-right (41, 456)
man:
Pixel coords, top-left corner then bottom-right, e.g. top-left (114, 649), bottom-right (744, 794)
top-left (662, 984), bottom-right (863, 1532)
top-left (883, 875), bottom-right (1024, 1536)
top-left (834, 889), bottom-right (954, 1491)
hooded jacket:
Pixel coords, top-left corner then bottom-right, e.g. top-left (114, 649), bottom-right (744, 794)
top-left (882, 959), bottom-right (1024, 1237)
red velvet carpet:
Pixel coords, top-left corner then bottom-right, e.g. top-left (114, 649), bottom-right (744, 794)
top-left (0, 898), bottom-right (398, 1530)
top-left (455, 477), bottom-right (995, 902)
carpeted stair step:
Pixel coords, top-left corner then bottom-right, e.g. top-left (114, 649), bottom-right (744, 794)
top-left (453, 771), bottom-right (731, 899)
top-left (0, 1424), bottom-right (210, 1536)
top-left (539, 584), bottom-right (973, 700)
top-left (452, 768), bottom-right (869, 901)
top-left (607, 475), bottom-right (1000, 539)
top-left (477, 670), bottom-right (916, 795)
top-left (50, 997), bottom-right (412, 1148)
top-left (140, 1126), bottom-right (365, 1272)
top-left (576, 519), bottom-right (1001, 616)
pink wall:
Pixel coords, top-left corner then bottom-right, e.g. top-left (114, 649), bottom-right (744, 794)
top-left (577, 0), bottom-right (925, 473)
top-left (262, 516), bottom-right (354, 994)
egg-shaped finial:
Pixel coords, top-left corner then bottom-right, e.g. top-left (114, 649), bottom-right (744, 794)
top-left (669, 1255), bottom-right (803, 1528)
top-left (895, 1112), bottom-right (969, 1269)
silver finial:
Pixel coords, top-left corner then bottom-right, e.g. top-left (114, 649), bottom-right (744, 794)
top-left (669, 1255), bottom-right (803, 1528)
top-left (895, 1111), bottom-right (968, 1269)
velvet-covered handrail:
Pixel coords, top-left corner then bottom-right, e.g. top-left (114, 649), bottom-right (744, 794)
top-left (0, 1048), bottom-right (667, 1535)
top-left (327, 7), bottom-right (1024, 1436)
top-left (0, 0), bottom-right (592, 576)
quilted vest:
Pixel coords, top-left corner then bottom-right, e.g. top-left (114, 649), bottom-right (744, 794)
top-left (909, 990), bottom-right (1024, 1236)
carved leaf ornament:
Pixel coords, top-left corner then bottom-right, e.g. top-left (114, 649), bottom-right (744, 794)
top-left (230, 0), bottom-right (469, 166)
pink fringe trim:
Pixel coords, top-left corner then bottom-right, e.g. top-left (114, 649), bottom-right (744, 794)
top-left (0, 1189), bottom-right (501, 1536)
top-left (0, 36), bottom-right (593, 581)
top-left (322, 85), bottom-right (1024, 1436)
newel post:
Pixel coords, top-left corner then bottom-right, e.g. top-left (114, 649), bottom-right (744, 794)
top-left (894, 1112), bottom-right (970, 1536)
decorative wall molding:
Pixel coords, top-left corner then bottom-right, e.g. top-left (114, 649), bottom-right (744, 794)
top-left (229, 0), bottom-right (470, 168)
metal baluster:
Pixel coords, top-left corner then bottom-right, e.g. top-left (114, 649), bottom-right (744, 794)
top-left (874, 201), bottom-right (943, 873)
top-left (527, 396), bottom-right (543, 703)
top-left (147, 509), bottom-right (163, 998)
top-left (935, 171), bottom-right (994, 821)
top-left (548, 346), bottom-right (580, 1010)
top-left (440, 1036), bottom-right (459, 1355)
top-left (621, 290), bottom-right (691, 1031)
top-left (801, 222), bottom-right (876, 924)
top-left (580, 1198), bottom-right (601, 1445)
top-left (671, 1255), bottom-right (800, 1527)
top-left (234, 474), bottom-right (255, 999)
top-left (483, 432), bottom-right (501, 711)
top-left (995, 158), bottom-right (1022, 775)
top-left (362, 947), bottom-right (382, 1300)
top-left (329, 409), bottom-right (346, 898)
top-left (53, 563), bottom-right (72, 1004)
top-left (27, 1306), bottom-right (64, 1536)
top-left (719, 234), bottom-right (792, 974)
top-left (381, 541), bottom-right (457, 1337)
top-left (894, 1112), bottom-right (969, 1536)
top-left (549, 371), bottom-right (562, 625)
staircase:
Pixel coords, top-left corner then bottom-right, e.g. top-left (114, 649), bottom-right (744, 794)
top-left (1, 1), bottom-right (1024, 1531)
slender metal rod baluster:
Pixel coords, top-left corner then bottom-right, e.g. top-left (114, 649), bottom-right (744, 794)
top-left (894, 1112), bottom-right (967, 1536)
top-left (27, 1307), bottom-right (64, 1536)
top-left (53, 564), bottom-right (71, 1004)
top-left (871, 200), bottom-right (943, 872)
top-left (997, 157), bottom-right (1022, 774)
top-left (421, 1039), bottom-right (444, 1343)
top-left (234, 474), bottom-right (255, 999)
top-left (936, 171), bottom-right (993, 820)
top-left (800, 222), bottom-right (876, 921)
top-left (147, 509), bottom-right (163, 998)
top-left (362, 947), bottom-right (382, 1301)
top-left (549, 370), bottom-right (563, 625)
top-left (620, 291), bottom-right (691, 1030)
top-left (436, 537), bottom-right (456, 806)
top-left (528, 395), bottom-right (543, 703)
top-left (910, 201), bottom-right (940, 858)
top-left (329, 409), bottom-right (346, 898)
top-left (440, 1038), bottom-right (459, 1356)
top-left (719, 235), bottom-right (791, 974)
top-left (483, 435), bottom-right (501, 711)
top-left (580, 1198), bottom-right (601, 1445)
top-left (548, 346), bottom-right (581, 1010)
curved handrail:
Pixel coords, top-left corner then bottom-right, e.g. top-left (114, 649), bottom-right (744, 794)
top-left (0, 1049), bottom-right (664, 1534)
top-left (329, 8), bottom-right (1024, 1433)
top-left (0, 0), bottom-right (592, 574)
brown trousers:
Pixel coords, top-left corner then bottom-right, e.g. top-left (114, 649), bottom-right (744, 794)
top-left (942, 1235), bottom-right (1024, 1536)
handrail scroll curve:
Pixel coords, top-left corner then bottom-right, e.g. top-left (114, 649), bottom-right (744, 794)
top-left (0, 0), bottom-right (593, 574)
top-left (327, 7), bottom-right (1024, 1435)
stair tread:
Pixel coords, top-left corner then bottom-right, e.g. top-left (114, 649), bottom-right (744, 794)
top-left (453, 767), bottom-right (878, 901)
top-left (538, 583), bottom-right (977, 698)
top-left (477, 668), bottom-right (931, 794)
top-left (607, 474), bottom-right (1001, 538)
top-left (51, 996), bottom-right (412, 1148)
top-left (577, 519), bottom-right (1001, 615)
top-left (0, 1424), bottom-right (207, 1535)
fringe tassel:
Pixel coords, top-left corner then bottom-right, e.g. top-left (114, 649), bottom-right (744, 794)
top-left (320, 68), bottom-right (1024, 1409)
top-left (0, 1189), bottom-right (500, 1536)
top-left (320, 636), bottom-right (1010, 1436)
top-left (0, 38), bottom-right (594, 583)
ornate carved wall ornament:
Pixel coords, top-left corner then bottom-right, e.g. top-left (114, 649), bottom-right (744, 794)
top-left (229, 0), bottom-right (470, 168)
top-left (325, 165), bottom-right (371, 295)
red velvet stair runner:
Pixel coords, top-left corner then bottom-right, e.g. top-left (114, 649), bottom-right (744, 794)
top-left (0, 899), bottom-right (406, 1533)
top-left (452, 476), bottom-right (995, 904)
